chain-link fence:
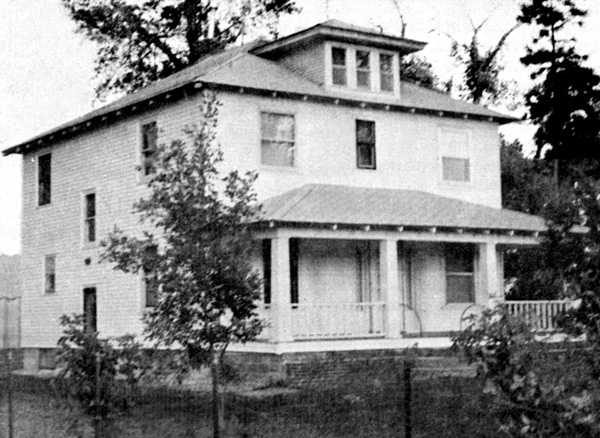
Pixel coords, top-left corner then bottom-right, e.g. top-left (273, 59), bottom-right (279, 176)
top-left (2, 342), bottom-right (594, 438)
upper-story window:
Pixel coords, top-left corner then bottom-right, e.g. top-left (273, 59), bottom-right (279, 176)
top-left (260, 112), bottom-right (295, 167)
top-left (331, 47), bottom-right (347, 86)
top-left (84, 192), bottom-right (96, 244)
top-left (143, 273), bottom-right (159, 308)
top-left (440, 129), bottom-right (471, 183)
top-left (141, 121), bottom-right (158, 176)
top-left (380, 54), bottom-right (394, 92)
top-left (44, 254), bottom-right (56, 294)
top-left (442, 157), bottom-right (470, 182)
top-left (356, 50), bottom-right (371, 89)
top-left (445, 244), bottom-right (475, 303)
top-left (356, 120), bottom-right (376, 169)
top-left (38, 153), bottom-right (51, 206)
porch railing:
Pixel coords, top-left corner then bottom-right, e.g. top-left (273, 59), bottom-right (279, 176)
top-left (505, 300), bottom-right (571, 332)
top-left (291, 302), bottom-right (386, 340)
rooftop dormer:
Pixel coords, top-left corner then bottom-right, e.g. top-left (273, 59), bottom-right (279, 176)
top-left (251, 20), bottom-right (426, 98)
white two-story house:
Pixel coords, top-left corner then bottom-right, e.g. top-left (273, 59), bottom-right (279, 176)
top-left (4, 21), bottom-right (545, 370)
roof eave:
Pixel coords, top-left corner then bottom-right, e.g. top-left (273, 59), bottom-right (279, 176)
top-left (251, 25), bottom-right (426, 58)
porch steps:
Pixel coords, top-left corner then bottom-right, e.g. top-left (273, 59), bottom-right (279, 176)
top-left (412, 356), bottom-right (477, 380)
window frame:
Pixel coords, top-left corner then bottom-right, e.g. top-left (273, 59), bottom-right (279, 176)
top-left (355, 49), bottom-right (372, 89)
top-left (442, 156), bottom-right (471, 182)
top-left (260, 111), bottom-right (296, 168)
top-left (37, 153), bottom-right (52, 206)
top-left (44, 254), bottom-right (56, 295)
top-left (142, 272), bottom-right (159, 309)
top-left (140, 120), bottom-right (158, 179)
top-left (379, 53), bottom-right (394, 93)
top-left (83, 191), bottom-right (96, 245)
top-left (444, 244), bottom-right (476, 304)
top-left (331, 46), bottom-right (348, 86)
top-left (356, 119), bottom-right (377, 170)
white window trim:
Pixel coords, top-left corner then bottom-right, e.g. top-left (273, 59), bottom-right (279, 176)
top-left (258, 110), bottom-right (299, 171)
top-left (437, 127), bottom-right (473, 185)
top-left (324, 42), bottom-right (399, 96)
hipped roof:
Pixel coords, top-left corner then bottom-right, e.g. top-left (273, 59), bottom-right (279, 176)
top-left (3, 21), bottom-right (517, 156)
top-left (261, 184), bottom-right (546, 233)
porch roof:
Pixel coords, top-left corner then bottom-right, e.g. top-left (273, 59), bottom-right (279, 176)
top-left (260, 184), bottom-right (546, 234)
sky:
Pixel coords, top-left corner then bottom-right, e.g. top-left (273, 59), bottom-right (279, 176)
top-left (1, 0), bottom-right (599, 255)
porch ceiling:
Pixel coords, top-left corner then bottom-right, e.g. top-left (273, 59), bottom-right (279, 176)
top-left (260, 184), bottom-right (547, 234)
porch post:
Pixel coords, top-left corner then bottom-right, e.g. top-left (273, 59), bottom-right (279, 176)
top-left (270, 237), bottom-right (293, 342)
top-left (479, 242), bottom-right (501, 307)
top-left (381, 239), bottom-right (401, 339)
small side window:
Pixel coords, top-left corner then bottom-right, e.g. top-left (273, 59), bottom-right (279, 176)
top-left (380, 54), bottom-right (394, 92)
top-left (141, 121), bottom-right (158, 176)
top-left (332, 47), bottom-right (347, 86)
top-left (84, 192), bottom-right (96, 244)
top-left (38, 153), bottom-right (52, 206)
top-left (356, 50), bottom-right (371, 89)
top-left (356, 120), bottom-right (376, 169)
top-left (143, 274), bottom-right (159, 308)
top-left (442, 157), bottom-right (470, 182)
top-left (44, 255), bottom-right (56, 294)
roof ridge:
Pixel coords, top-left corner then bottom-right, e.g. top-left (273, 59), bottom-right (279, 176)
top-left (275, 184), bottom-right (318, 220)
top-left (195, 41), bottom-right (260, 79)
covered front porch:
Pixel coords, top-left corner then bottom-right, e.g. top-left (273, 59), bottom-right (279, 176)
top-left (253, 229), bottom-right (526, 345)
top-left (239, 184), bottom-right (545, 352)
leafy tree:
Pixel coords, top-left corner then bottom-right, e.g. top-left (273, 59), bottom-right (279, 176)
top-left (454, 307), bottom-right (598, 437)
top-left (400, 55), bottom-right (443, 91)
top-left (447, 17), bottom-right (520, 104)
top-left (519, 0), bottom-right (600, 162)
top-left (56, 314), bottom-right (150, 437)
top-left (62, 0), bottom-right (299, 99)
top-left (101, 90), bottom-right (263, 437)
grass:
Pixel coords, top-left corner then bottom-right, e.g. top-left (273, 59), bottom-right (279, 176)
top-left (0, 346), bottom-right (593, 438)
top-left (0, 370), bottom-right (502, 438)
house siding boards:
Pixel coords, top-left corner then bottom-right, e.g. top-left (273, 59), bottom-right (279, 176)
top-left (275, 42), bottom-right (325, 85)
top-left (11, 21), bottom-right (536, 358)
top-left (216, 92), bottom-right (502, 207)
top-left (19, 96), bottom-right (204, 348)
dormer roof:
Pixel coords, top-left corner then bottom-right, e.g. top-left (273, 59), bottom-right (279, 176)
top-left (251, 20), bottom-right (426, 58)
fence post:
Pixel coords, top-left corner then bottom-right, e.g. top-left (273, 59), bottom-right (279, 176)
top-left (94, 351), bottom-right (102, 438)
top-left (403, 360), bottom-right (412, 438)
top-left (6, 349), bottom-right (13, 438)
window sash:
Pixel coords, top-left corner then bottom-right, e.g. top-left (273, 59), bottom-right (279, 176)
top-left (44, 255), bottom-right (56, 294)
top-left (84, 193), bottom-right (96, 243)
top-left (356, 120), bottom-right (376, 169)
top-left (260, 113), bottom-right (295, 167)
top-left (442, 157), bottom-right (470, 182)
top-left (144, 276), bottom-right (159, 308)
top-left (38, 154), bottom-right (51, 206)
top-left (332, 47), bottom-right (347, 86)
top-left (141, 122), bottom-right (158, 176)
top-left (445, 245), bottom-right (475, 303)
top-left (380, 54), bottom-right (394, 92)
top-left (356, 51), bottom-right (371, 88)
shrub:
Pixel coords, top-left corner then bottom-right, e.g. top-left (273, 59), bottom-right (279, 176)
top-left (453, 306), bottom-right (599, 437)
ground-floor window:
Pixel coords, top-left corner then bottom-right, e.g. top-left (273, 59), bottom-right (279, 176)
top-left (445, 244), bottom-right (475, 303)
top-left (83, 287), bottom-right (97, 333)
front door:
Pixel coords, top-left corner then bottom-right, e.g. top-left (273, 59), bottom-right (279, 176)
top-left (83, 287), bottom-right (97, 333)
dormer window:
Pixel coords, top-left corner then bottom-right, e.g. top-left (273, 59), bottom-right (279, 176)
top-left (380, 54), bottom-right (394, 92)
top-left (331, 47), bottom-right (347, 86)
top-left (356, 50), bottom-right (371, 89)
